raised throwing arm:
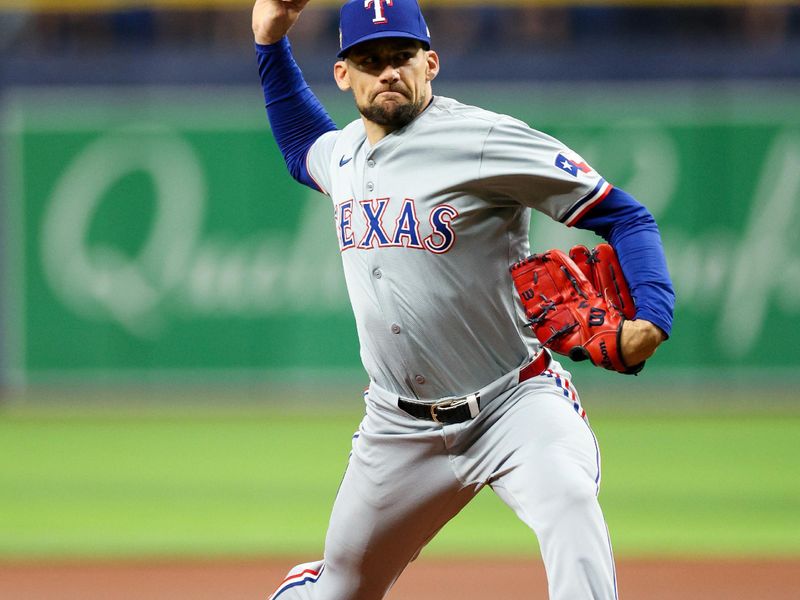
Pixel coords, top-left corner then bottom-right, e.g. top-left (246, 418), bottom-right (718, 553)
top-left (253, 0), bottom-right (338, 192)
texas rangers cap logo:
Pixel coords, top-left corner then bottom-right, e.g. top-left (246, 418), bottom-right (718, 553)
top-left (365, 0), bottom-right (393, 25)
top-left (338, 0), bottom-right (431, 58)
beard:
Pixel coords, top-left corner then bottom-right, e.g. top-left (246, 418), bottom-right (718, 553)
top-left (357, 93), bottom-right (426, 130)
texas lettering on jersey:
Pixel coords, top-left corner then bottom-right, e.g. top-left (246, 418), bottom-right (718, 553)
top-left (335, 197), bottom-right (458, 254)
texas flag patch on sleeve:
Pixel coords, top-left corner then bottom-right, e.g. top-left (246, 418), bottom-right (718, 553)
top-left (552, 147), bottom-right (612, 226)
top-left (555, 150), bottom-right (593, 177)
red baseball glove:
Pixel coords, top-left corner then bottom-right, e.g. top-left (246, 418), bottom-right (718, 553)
top-left (510, 244), bottom-right (644, 374)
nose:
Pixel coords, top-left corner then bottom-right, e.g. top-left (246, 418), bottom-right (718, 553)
top-left (378, 63), bottom-right (400, 84)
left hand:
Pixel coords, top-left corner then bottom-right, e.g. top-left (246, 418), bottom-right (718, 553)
top-left (620, 319), bottom-right (666, 367)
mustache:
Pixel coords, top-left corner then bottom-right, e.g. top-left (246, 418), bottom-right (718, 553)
top-left (371, 85), bottom-right (409, 101)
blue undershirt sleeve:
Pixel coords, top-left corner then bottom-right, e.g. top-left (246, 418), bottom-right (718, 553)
top-left (256, 37), bottom-right (338, 191)
top-left (575, 186), bottom-right (675, 337)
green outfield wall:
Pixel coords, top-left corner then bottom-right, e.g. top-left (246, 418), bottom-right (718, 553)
top-left (2, 83), bottom-right (799, 387)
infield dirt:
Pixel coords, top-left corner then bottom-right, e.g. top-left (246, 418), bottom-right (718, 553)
top-left (1, 557), bottom-right (797, 599)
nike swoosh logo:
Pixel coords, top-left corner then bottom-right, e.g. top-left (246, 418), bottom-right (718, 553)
top-left (339, 156), bottom-right (353, 167)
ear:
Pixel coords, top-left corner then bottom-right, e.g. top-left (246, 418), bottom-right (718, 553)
top-left (334, 60), bottom-right (351, 91)
top-left (425, 50), bottom-right (440, 82)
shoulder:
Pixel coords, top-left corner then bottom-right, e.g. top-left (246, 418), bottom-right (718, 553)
top-left (338, 118), bottom-right (366, 144)
top-left (313, 117), bottom-right (365, 146)
top-left (429, 96), bottom-right (504, 124)
top-left (427, 96), bottom-right (509, 135)
top-left (311, 118), bottom-right (364, 159)
top-left (429, 96), bottom-right (554, 142)
top-left (405, 96), bottom-right (503, 147)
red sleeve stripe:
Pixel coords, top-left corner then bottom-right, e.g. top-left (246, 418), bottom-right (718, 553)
top-left (562, 179), bottom-right (613, 227)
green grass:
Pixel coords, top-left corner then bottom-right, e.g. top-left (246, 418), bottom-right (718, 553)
top-left (0, 406), bottom-right (798, 560)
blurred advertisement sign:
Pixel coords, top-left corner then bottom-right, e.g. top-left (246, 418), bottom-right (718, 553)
top-left (2, 85), bottom-right (798, 385)
top-left (2, 88), bottom-right (358, 386)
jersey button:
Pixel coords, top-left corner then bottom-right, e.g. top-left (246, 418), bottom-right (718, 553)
top-left (373, 268), bottom-right (382, 279)
top-left (391, 324), bottom-right (401, 334)
top-left (367, 159), bottom-right (375, 168)
top-left (366, 182), bottom-right (374, 191)
top-left (415, 375), bottom-right (426, 385)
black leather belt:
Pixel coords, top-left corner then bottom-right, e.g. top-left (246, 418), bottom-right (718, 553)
top-left (398, 351), bottom-right (552, 425)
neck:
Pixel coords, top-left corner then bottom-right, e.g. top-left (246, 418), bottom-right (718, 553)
top-left (363, 120), bottom-right (396, 145)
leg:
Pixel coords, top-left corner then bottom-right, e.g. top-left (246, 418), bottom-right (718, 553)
top-left (454, 368), bottom-right (617, 599)
top-left (269, 393), bottom-right (479, 600)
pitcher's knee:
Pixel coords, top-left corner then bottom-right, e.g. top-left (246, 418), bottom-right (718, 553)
top-left (558, 478), bottom-right (599, 510)
top-left (537, 464), bottom-right (599, 510)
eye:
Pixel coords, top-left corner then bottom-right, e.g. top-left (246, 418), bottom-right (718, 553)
top-left (392, 52), bottom-right (414, 67)
top-left (350, 53), bottom-right (376, 68)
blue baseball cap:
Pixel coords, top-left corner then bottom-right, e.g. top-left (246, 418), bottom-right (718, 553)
top-left (338, 0), bottom-right (431, 58)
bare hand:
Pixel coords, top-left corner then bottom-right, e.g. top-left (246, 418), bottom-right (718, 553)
top-left (253, 0), bottom-right (310, 45)
top-left (620, 319), bottom-right (666, 367)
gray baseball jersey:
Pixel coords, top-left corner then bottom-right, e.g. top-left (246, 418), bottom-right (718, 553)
top-left (269, 95), bottom-right (619, 600)
top-left (306, 95), bottom-right (610, 399)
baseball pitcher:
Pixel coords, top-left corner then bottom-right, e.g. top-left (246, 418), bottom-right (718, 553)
top-left (252, 0), bottom-right (675, 598)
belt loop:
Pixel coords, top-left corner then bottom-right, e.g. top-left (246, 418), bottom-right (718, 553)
top-left (466, 394), bottom-right (480, 418)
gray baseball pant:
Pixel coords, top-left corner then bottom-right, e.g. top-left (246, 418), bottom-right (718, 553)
top-left (268, 363), bottom-right (617, 600)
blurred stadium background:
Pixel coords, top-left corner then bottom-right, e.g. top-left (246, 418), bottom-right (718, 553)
top-left (1, 0), bottom-right (799, 598)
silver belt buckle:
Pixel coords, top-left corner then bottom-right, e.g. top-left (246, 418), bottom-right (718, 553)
top-left (430, 393), bottom-right (480, 424)
top-left (429, 402), bottom-right (445, 424)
